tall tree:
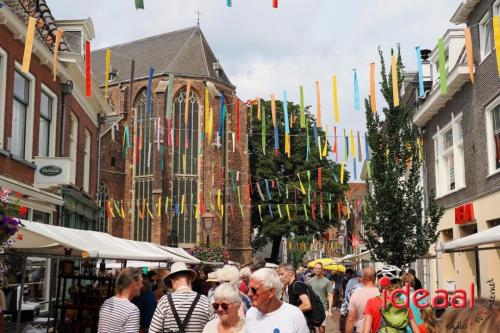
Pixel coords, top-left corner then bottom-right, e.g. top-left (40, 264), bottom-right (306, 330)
top-left (363, 47), bottom-right (443, 268)
top-left (248, 99), bottom-right (349, 263)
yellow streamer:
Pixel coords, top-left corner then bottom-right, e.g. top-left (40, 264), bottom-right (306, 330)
top-left (205, 87), bottom-right (210, 135)
top-left (322, 126), bottom-right (328, 157)
top-left (315, 81), bottom-right (321, 127)
top-left (121, 204), bottom-right (125, 219)
top-left (332, 75), bottom-right (340, 123)
top-left (318, 136), bottom-right (323, 160)
top-left (493, 16), bottom-right (500, 77)
top-left (22, 17), bottom-right (36, 73)
top-left (277, 204), bottom-right (283, 218)
top-left (195, 204), bottom-right (199, 219)
top-left (105, 49), bottom-right (111, 99)
top-left (257, 97), bottom-right (261, 121)
top-left (147, 204), bottom-right (154, 219)
top-left (286, 204), bottom-right (291, 221)
top-left (271, 94), bottom-right (277, 127)
top-left (391, 55), bottom-right (399, 107)
top-left (208, 107), bottom-right (214, 143)
top-left (157, 196), bottom-right (161, 217)
top-left (217, 190), bottom-right (221, 210)
top-left (181, 195), bottom-right (185, 214)
top-left (340, 162), bottom-right (345, 184)
top-left (298, 174), bottom-right (306, 194)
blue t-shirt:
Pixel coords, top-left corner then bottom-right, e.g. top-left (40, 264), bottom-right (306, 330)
top-left (132, 290), bottom-right (157, 328)
top-left (400, 289), bottom-right (427, 333)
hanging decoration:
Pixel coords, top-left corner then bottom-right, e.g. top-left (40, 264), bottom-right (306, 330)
top-left (332, 75), bottom-right (340, 123)
top-left (370, 62), bottom-right (377, 113)
top-left (218, 91), bottom-right (226, 142)
top-left (391, 54), bottom-right (399, 107)
top-left (83, 41), bottom-right (91, 97)
top-left (135, 0), bottom-right (144, 10)
top-left (438, 38), bottom-right (447, 95)
top-left (21, 16), bottom-right (36, 73)
top-left (353, 69), bottom-right (360, 112)
top-left (416, 46), bottom-right (425, 97)
top-left (271, 95), bottom-right (279, 154)
top-left (261, 105), bottom-right (266, 155)
top-left (315, 81), bottom-right (322, 127)
top-left (464, 27), bottom-right (474, 83)
top-left (272, 0), bottom-right (278, 8)
top-left (53, 29), bottom-right (64, 82)
top-left (227, 0), bottom-right (232, 7)
top-left (283, 91), bottom-right (290, 157)
top-left (493, 16), bottom-right (500, 77)
top-left (105, 49), bottom-right (111, 99)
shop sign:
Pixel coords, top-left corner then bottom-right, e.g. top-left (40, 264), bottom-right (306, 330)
top-left (34, 157), bottom-right (71, 188)
top-left (455, 203), bottom-right (475, 225)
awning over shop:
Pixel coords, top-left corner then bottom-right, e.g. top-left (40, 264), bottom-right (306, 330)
top-left (10, 220), bottom-right (199, 263)
top-left (155, 245), bottom-right (200, 264)
top-left (340, 250), bottom-right (371, 262)
top-left (442, 225), bottom-right (500, 252)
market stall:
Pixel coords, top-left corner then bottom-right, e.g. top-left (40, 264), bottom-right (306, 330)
top-left (6, 220), bottom-right (201, 333)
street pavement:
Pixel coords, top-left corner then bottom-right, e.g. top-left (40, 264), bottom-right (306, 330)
top-left (326, 309), bottom-right (341, 333)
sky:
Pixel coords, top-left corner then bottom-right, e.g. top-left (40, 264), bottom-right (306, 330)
top-left (49, 0), bottom-right (462, 179)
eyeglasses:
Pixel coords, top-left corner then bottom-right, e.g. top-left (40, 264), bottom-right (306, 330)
top-left (212, 303), bottom-right (230, 311)
top-left (249, 287), bottom-right (259, 295)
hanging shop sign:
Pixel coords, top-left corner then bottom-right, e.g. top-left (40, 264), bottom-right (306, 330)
top-left (34, 157), bottom-right (71, 188)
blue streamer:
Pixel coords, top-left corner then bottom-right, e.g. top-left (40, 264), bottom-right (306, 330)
top-left (353, 158), bottom-right (357, 180)
top-left (268, 204), bottom-right (274, 217)
top-left (264, 179), bottom-right (272, 200)
top-left (354, 69), bottom-right (360, 112)
top-left (218, 91), bottom-right (226, 139)
top-left (146, 66), bottom-right (154, 113)
top-left (306, 125), bottom-right (310, 161)
top-left (333, 169), bottom-right (338, 182)
top-left (227, 0), bottom-right (232, 7)
top-left (365, 132), bottom-right (370, 160)
top-left (274, 126), bottom-right (279, 151)
top-left (283, 91), bottom-right (289, 134)
top-left (416, 46), bottom-right (425, 97)
top-left (313, 121), bottom-right (319, 146)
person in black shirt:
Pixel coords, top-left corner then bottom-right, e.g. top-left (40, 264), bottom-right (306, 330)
top-left (408, 268), bottom-right (423, 290)
top-left (277, 263), bottom-right (312, 330)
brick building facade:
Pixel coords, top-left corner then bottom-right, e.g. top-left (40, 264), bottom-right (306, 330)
top-left (0, 0), bottom-right (111, 229)
top-left (402, 0), bottom-right (500, 297)
top-left (94, 26), bottom-right (252, 264)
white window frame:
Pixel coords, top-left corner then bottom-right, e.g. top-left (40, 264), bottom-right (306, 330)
top-left (433, 113), bottom-right (466, 197)
top-left (485, 94), bottom-right (500, 177)
top-left (12, 62), bottom-right (35, 161)
top-left (83, 129), bottom-right (91, 193)
top-left (0, 47), bottom-right (7, 149)
top-left (479, 10), bottom-right (493, 61)
top-left (494, 0), bottom-right (500, 17)
top-left (69, 113), bottom-right (78, 184)
top-left (39, 84), bottom-right (58, 157)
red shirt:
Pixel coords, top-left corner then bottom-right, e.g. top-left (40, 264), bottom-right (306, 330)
top-left (363, 296), bottom-right (414, 332)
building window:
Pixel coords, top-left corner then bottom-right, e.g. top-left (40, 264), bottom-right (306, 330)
top-left (479, 10), bottom-right (493, 60)
top-left (39, 91), bottom-right (53, 157)
top-left (11, 71), bottom-right (30, 158)
top-left (433, 115), bottom-right (465, 196)
top-left (172, 87), bottom-right (199, 245)
top-left (83, 129), bottom-right (91, 193)
top-left (0, 47), bottom-right (7, 148)
top-left (69, 113), bottom-right (78, 184)
top-left (486, 98), bottom-right (500, 175)
top-left (494, 0), bottom-right (500, 17)
top-left (32, 209), bottom-right (51, 224)
top-left (134, 178), bottom-right (152, 242)
top-left (97, 182), bottom-right (110, 233)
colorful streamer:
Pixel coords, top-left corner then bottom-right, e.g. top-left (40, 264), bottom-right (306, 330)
top-left (332, 75), bottom-right (340, 123)
top-left (416, 46), bottom-right (425, 97)
top-left (340, 162), bottom-right (345, 184)
top-left (147, 67), bottom-right (154, 113)
top-left (105, 49), bottom-right (111, 99)
top-left (464, 27), bottom-right (475, 83)
top-left (205, 87), bottom-right (210, 135)
top-left (84, 40), bottom-right (91, 96)
top-left (261, 105), bottom-right (266, 155)
top-left (493, 16), bottom-right (500, 77)
top-left (272, 0), bottom-right (278, 8)
top-left (438, 38), bottom-right (447, 95)
top-left (257, 98), bottom-right (261, 121)
top-left (21, 17), bottom-right (36, 73)
top-left (135, 0), bottom-right (144, 9)
top-left (300, 85), bottom-right (305, 128)
top-left (315, 81), bottom-right (321, 127)
top-left (353, 69), bottom-right (360, 112)
top-left (357, 131), bottom-right (362, 162)
top-left (53, 29), bottom-right (64, 82)
top-left (184, 81), bottom-right (191, 124)
top-left (350, 129), bottom-right (355, 158)
top-left (391, 54), bottom-right (399, 107)
top-left (218, 91), bottom-right (226, 139)
top-left (370, 62), bottom-right (377, 113)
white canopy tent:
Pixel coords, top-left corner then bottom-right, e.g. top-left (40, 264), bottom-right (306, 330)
top-left (10, 220), bottom-right (199, 263)
top-left (340, 250), bottom-right (371, 262)
top-left (442, 225), bottom-right (500, 252)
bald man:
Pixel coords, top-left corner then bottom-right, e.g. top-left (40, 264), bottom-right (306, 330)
top-left (345, 267), bottom-right (379, 333)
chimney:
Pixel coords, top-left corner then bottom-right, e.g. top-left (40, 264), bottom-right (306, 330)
top-left (213, 61), bottom-right (222, 78)
top-left (420, 49), bottom-right (433, 93)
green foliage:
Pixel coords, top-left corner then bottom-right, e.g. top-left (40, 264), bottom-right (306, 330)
top-left (248, 99), bottom-right (349, 262)
top-left (362, 46), bottom-right (443, 268)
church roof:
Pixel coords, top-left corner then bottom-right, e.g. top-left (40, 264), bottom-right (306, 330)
top-left (91, 26), bottom-right (232, 87)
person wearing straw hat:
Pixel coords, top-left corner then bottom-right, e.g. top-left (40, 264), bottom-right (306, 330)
top-left (206, 272), bottom-right (220, 302)
top-left (152, 269), bottom-right (170, 302)
top-left (149, 262), bottom-right (213, 333)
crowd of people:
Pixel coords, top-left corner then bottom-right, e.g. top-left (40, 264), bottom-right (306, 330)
top-left (96, 257), bottom-right (499, 333)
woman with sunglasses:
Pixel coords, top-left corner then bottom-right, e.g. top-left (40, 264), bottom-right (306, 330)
top-left (202, 283), bottom-right (246, 333)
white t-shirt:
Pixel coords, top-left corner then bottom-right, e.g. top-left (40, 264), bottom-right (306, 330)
top-left (202, 318), bottom-right (246, 333)
top-left (245, 301), bottom-right (309, 333)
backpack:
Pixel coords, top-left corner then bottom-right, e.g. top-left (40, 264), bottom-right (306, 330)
top-left (292, 281), bottom-right (326, 328)
top-left (378, 297), bottom-right (409, 333)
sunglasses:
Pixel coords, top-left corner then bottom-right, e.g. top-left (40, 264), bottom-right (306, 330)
top-left (212, 303), bottom-right (231, 311)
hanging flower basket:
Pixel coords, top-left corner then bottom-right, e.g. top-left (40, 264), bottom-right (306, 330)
top-left (0, 187), bottom-right (23, 288)
top-left (189, 243), bottom-right (229, 264)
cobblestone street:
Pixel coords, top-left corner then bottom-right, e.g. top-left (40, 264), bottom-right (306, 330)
top-left (325, 309), bottom-right (340, 333)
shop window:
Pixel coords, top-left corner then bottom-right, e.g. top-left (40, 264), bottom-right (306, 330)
top-left (11, 71), bottom-right (29, 158)
top-left (69, 113), bottom-right (78, 184)
top-left (39, 88), bottom-right (56, 157)
top-left (479, 10), bottom-right (493, 60)
top-left (0, 47), bottom-right (7, 148)
top-left (32, 209), bottom-right (51, 224)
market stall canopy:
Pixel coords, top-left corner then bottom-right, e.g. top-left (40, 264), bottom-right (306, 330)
top-left (340, 251), bottom-right (371, 262)
top-left (155, 245), bottom-right (200, 264)
top-left (323, 263), bottom-right (346, 273)
top-left (307, 258), bottom-right (336, 268)
top-left (10, 220), bottom-right (199, 263)
top-left (442, 225), bottom-right (500, 252)
top-left (104, 260), bottom-right (170, 269)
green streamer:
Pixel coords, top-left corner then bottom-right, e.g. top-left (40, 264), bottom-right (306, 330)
top-left (300, 85), bottom-right (305, 128)
top-left (438, 38), bottom-right (448, 95)
top-left (135, 0), bottom-right (144, 9)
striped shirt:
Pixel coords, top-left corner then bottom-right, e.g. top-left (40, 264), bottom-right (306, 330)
top-left (98, 296), bottom-right (140, 333)
top-left (149, 290), bottom-right (213, 333)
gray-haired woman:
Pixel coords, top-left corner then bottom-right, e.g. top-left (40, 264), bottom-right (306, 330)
top-left (202, 283), bottom-right (245, 333)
